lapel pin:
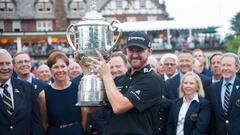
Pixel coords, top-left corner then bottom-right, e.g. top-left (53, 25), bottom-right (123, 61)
top-left (236, 85), bottom-right (239, 90)
top-left (14, 89), bottom-right (20, 93)
top-left (34, 85), bottom-right (37, 89)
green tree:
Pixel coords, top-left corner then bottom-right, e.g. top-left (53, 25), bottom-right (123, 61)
top-left (230, 11), bottom-right (240, 35)
top-left (225, 35), bottom-right (240, 53)
top-left (225, 11), bottom-right (240, 53)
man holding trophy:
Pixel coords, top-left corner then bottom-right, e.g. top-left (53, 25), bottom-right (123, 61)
top-left (82, 32), bottom-right (164, 135)
top-left (66, 1), bottom-right (163, 134)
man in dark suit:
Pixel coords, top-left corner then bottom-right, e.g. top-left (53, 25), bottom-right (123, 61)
top-left (0, 49), bottom-right (44, 135)
top-left (160, 53), bottom-right (178, 81)
top-left (207, 53), bottom-right (240, 135)
top-left (165, 50), bottom-right (212, 99)
top-left (209, 53), bottom-right (223, 83)
top-left (12, 51), bottom-right (47, 96)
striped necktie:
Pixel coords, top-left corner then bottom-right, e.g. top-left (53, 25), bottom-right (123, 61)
top-left (1, 84), bottom-right (14, 116)
top-left (223, 83), bottom-right (231, 116)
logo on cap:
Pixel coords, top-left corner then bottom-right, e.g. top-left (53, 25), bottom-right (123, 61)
top-left (126, 32), bottom-right (151, 49)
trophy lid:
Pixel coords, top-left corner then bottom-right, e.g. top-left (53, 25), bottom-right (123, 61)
top-left (83, 0), bottom-right (104, 21)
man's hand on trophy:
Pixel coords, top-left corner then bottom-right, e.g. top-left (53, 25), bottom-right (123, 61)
top-left (73, 50), bottom-right (91, 75)
top-left (86, 50), bottom-right (111, 78)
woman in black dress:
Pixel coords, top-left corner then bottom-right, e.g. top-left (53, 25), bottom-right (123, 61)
top-left (38, 51), bottom-right (87, 135)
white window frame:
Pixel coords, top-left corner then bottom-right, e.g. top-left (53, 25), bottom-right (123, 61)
top-left (12, 20), bottom-right (21, 32)
top-left (36, 20), bottom-right (53, 32)
top-left (0, 21), bottom-right (4, 32)
top-left (139, 0), bottom-right (145, 8)
top-left (116, 0), bottom-right (122, 9)
top-left (35, 1), bottom-right (53, 13)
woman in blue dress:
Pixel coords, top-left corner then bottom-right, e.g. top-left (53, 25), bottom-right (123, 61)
top-left (38, 51), bottom-right (87, 135)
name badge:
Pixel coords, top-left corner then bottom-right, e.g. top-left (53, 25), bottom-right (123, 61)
top-left (190, 113), bottom-right (198, 122)
top-left (236, 99), bottom-right (240, 107)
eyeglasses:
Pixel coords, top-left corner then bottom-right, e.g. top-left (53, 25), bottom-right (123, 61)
top-left (164, 63), bottom-right (176, 66)
top-left (15, 59), bottom-right (31, 65)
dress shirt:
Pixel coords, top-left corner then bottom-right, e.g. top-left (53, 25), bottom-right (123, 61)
top-left (0, 79), bottom-right (14, 108)
top-left (177, 93), bottom-right (199, 135)
top-left (164, 72), bottom-right (178, 81)
top-left (221, 76), bottom-right (235, 109)
top-left (18, 74), bottom-right (33, 83)
top-left (212, 76), bottom-right (220, 83)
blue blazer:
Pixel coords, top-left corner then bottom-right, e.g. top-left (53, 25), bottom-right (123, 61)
top-left (0, 77), bottom-right (44, 135)
top-left (206, 77), bottom-right (240, 135)
top-left (165, 73), bottom-right (212, 99)
top-left (32, 78), bottom-right (48, 96)
top-left (166, 97), bottom-right (211, 135)
top-left (71, 74), bottom-right (83, 86)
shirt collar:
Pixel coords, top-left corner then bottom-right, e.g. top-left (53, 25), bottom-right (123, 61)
top-left (183, 93), bottom-right (199, 103)
top-left (222, 75), bottom-right (236, 86)
top-left (126, 64), bottom-right (152, 76)
top-left (180, 71), bottom-right (194, 80)
top-left (0, 79), bottom-right (11, 87)
top-left (18, 74), bottom-right (33, 83)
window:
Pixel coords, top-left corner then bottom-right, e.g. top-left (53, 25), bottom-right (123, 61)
top-left (35, 0), bottom-right (53, 13)
top-left (12, 21), bottom-right (21, 32)
top-left (0, 0), bottom-right (15, 13)
top-left (69, 0), bottom-right (86, 12)
top-left (36, 20), bottom-right (53, 31)
top-left (127, 17), bottom-right (136, 22)
top-left (0, 21), bottom-right (4, 32)
top-left (147, 16), bottom-right (157, 21)
top-left (139, 0), bottom-right (145, 8)
top-left (116, 0), bottom-right (122, 9)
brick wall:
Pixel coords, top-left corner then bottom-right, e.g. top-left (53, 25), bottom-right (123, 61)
top-left (21, 20), bottom-right (36, 32)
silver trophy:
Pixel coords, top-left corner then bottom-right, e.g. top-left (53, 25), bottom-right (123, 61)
top-left (66, 0), bottom-right (122, 106)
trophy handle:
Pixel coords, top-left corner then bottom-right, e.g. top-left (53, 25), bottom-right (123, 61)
top-left (66, 24), bottom-right (77, 51)
top-left (108, 20), bottom-right (122, 53)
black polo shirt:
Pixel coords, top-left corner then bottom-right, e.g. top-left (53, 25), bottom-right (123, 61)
top-left (105, 65), bottom-right (164, 135)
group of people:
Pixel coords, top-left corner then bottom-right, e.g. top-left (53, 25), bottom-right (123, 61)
top-left (0, 31), bottom-right (240, 135)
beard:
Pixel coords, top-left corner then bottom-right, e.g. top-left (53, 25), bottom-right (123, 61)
top-left (129, 57), bottom-right (148, 70)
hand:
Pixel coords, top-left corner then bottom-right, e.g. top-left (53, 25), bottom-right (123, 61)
top-left (86, 50), bottom-right (111, 77)
top-left (73, 51), bottom-right (91, 75)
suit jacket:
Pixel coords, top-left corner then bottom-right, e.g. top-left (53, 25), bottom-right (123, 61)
top-left (165, 73), bottom-right (212, 99)
top-left (0, 77), bottom-right (44, 135)
top-left (206, 77), bottom-right (240, 135)
top-left (166, 97), bottom-right (211, 135)
top-left (71, 74), bottom-right (83, 86)
top-left (32, 78), bottom-right (48, 96)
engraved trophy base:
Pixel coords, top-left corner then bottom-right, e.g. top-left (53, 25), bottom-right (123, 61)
top-left (76, 101), bottom-right (104, 107)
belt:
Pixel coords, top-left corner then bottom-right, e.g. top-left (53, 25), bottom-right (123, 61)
top-left (51, 121), bottom-right (80, 129)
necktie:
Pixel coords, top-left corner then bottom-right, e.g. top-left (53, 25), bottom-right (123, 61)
top-left (0, 84), bottom-right (14, 116)
top-left (223, 83), bottom-right (231, 115)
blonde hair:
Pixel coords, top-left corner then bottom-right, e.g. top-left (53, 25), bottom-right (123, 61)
top-left (179, 72), bottom-right (205, 98)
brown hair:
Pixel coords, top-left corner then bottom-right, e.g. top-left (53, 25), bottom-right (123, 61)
top-left (13, 51), bottom-right (30, 64)
top-left (47, 51), bottom-right (69, 68)
top-left (110, 52), bottom-right (128, 65)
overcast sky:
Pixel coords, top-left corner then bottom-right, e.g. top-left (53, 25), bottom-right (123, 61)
top-left (164, 0), bottom-right (240, 37)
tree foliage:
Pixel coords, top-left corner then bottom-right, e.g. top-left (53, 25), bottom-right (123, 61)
top-left (230, 11), bottom-right (240, 35)
top-left (225, 35), bottom-right (240, 53)
top-left (225, 11), bottom-right (240, 53)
